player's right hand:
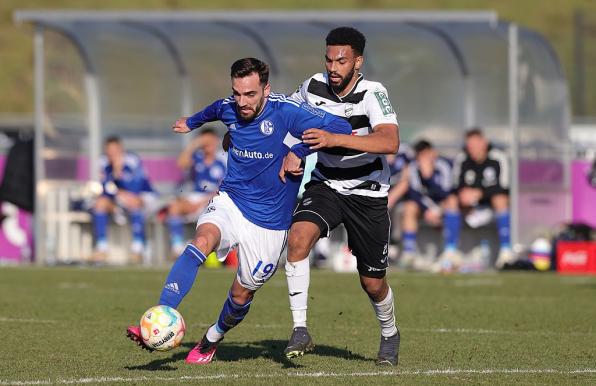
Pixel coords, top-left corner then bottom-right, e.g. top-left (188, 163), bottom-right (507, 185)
top-left (279, 151), bottom-right (304, 183)
top-left (173, 118), bottom-right (191, 133)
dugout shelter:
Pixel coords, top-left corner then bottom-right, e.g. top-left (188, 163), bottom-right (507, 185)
top-left (13, 10), bottom-right (571, 264)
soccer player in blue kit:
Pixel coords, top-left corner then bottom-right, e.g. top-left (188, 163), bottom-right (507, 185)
top-left (126, 57), bottom-right (351, 364)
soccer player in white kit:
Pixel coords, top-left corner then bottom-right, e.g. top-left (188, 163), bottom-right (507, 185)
top-left (282, 27), bottom-right (401, 366)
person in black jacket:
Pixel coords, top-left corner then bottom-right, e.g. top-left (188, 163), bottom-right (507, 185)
top-left (452, 128), bottom-right (513, 268)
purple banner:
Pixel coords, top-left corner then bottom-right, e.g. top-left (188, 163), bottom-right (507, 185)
top-left (572, 160), bottom-right (596, 227)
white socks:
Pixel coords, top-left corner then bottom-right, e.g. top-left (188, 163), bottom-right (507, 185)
top-left (285, 258), bottom-right (310, 328)
top-left (370, 286), bottom-right (398, 337)
top-left (206, 324), bottom-right (224, 343)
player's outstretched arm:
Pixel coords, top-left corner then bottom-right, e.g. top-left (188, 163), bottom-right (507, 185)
top-left (174, 99), bottom-right (225, 134)
top-left (302, 123), bottom-right (399, 154)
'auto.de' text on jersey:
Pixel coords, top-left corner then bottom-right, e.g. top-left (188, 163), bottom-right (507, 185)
top-left (185, 92), bottom-right (351, 230)
top-left (291, 73), bottom-right (399, 198)
top-left (100, 152), bottom-right (154, 197)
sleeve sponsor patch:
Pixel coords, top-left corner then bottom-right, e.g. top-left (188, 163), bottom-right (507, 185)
top-left (300, 102), bottom-right (326, 118)
top-left (374, 91), bottom-right (395, 116)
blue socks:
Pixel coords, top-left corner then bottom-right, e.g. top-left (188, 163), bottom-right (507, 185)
top-left (93, 211), bottom-right (108, 246)
top-left (130, 210), bottom-right (145, 244)
top-left (216, 293), bottom-right (252, 333)
top-left (159, 244), bottom-right (206, 308)
top-left (403, 231), bottom-right (417, 252)
top-left (167, 215), bottom-right (185, 247)
top-left (443, 211), bottom-right (461, 250)
top-left (495, 211), bottom-right (511, 249)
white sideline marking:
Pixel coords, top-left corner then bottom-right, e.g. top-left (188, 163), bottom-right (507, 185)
top-left (2, 369), bottom-right (596, 384)
top-left (408, 327), bottom-right (595, 337)
top-left (0, 317), bottom-right (57, 324)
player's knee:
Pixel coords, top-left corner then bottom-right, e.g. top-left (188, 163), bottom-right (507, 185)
top-left (443, 195), bottom-right (459, 212)
top-left (168, 202), bottom-right (181, 216)
top-left (360, 276), bottom-right (388, 302)
top-left (127, 197), bottom-right (143, 211)
top-left (229, 287), bottom-right (254, 306)
top-left (403, 201), bottom-right (418, 216)
top-left (491, 194), bottom-right (509, 212)
top-left (94, 196), bottom-right (111, 211)
top-left (191, 234), bottom-right (211, 256)
top-left (287, 223), bottom-right (319, 262)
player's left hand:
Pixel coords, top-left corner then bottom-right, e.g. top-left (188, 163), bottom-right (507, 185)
top-left (302, 129), bottom-right (339, 149)
top-left (173, 118), bottom-right (191, 133)
top-left (279, 151), bottom-right (303, 183)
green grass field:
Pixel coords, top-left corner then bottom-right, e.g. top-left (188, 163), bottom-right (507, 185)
top-left (0, 267), bottom-right (595, 385)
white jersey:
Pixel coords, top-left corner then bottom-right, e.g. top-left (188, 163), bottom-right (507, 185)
top-left (290, 73), bottom-right (399, 198)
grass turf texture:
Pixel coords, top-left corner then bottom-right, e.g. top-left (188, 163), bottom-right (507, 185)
top-left (0, 267), bottom-right (595, 385)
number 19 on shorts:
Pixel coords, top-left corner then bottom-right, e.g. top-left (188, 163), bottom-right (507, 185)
top-left (252, 260), bottom-right (275, 279)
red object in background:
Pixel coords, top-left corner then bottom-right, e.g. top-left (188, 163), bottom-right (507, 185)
top-left (556, 242), bottom-right (596, 275)
top-left (225, 249), bottom-right (238, 268)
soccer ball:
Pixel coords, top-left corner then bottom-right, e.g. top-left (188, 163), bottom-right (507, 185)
top-left (140, 305), bottom-right (185, 351)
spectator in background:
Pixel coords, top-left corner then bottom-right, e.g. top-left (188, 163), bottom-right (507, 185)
top-left (92, 136), bottom-right (158, 263)
top-left (167, 128), bottom-right (226, 256)
top-left (386, 144), bottom-right (413, 210)
top-left (452, 128), bottom-right (513, 269)
top-left (401, 140), bottom-right (461, 272)
top-left (386, 144), bottom-right (413, 257)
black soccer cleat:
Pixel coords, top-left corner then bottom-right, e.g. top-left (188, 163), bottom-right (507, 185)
top-left (284, 326), bottom-right (315, 358)
top-left (126, 325), bottom-right (154, 352)
top-left (376, 328), bottom-right (400, 366)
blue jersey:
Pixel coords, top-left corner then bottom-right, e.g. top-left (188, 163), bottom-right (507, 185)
top-left (388, 144), bottom-right (413, 178)
top-left (190, 151), bottom-right (226, 193)
top-left (100, 152), bottom-right (154, 197)
top-left (186, 92), bottom-right (351, 230)
top-left (407, 156), bottom-right (453, 211)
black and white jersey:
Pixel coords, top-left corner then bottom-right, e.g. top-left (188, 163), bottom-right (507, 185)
top-left (290, 73), bottom-right (399, 198)
top-left (452, 145), bottom-right (509, 197)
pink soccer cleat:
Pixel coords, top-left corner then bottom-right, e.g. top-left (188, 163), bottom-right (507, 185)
top-left (125, 325), bottom-right (154, 352)
top-left (185, 334), bottom-right (221, 365)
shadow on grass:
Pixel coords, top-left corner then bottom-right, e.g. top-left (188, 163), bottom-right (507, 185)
top-left (125, 339), bottom-right (372, 371)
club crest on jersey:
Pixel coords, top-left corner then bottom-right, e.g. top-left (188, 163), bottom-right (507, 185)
top-left (260, 120), bottom-right (274, 136)
top-left (345, 103), bottom-right (354, 118)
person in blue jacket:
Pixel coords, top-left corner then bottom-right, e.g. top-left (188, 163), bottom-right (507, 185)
top-left (92, 136), bottom-right (158, 263)
top-left (401, 139), bottom-right (461, 272)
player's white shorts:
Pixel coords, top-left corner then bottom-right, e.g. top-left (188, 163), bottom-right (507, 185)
top-left (196, 191), bottom-right (288, 291)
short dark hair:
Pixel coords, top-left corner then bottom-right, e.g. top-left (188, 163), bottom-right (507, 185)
top-left (104, 135), bottom-right (121, 145)
top-left (414, 139), bottom-right (433, 154)
top-left (230, 57), bottom-right (269, 85)
top-left (465, 127), bottom-right (484, 138)
top-left (326, 27), bottom-right (366, 56)
top-left (199, 127), bottom-right (217, 136)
